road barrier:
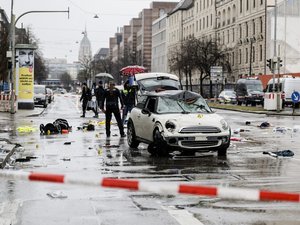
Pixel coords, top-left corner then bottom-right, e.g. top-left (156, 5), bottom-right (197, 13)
top-left (0, 92), bottom-right (17, 112)
top-left (0, 170), bottom-right (299, 203)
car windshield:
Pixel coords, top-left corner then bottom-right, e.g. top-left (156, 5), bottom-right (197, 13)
top-left (157, 95), bottom-right (212, 114)
top-left (246, 81), bottom-right (263, 92)
top-left (138, 78), bottom-right (179, 91)
top-left (224, 91), bottom-right (236, 97)
top-left (34, 86), bottom-right (45, 94)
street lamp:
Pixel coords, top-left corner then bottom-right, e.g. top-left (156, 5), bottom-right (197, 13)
top-left (8, 0), bottom-right (69, 113)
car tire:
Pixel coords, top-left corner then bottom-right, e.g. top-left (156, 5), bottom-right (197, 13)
top-left (153, 128), bottom-right (168, 156)
top-left (237, 101), bottom-right (242, 106)
top-left (127, 120), bottom-right (140, 148)
top-left (43, 103), bottom-right (47, 108)
top-left (217, 141), bottom-right (230, 157)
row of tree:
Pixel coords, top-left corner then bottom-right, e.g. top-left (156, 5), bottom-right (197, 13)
top-left (76, 37), bottom-right (231, 98)
top-left (168, 37), bottom-right (231, 97)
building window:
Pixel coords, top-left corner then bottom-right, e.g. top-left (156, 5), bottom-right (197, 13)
top-left (259, 44), bottom-right (263, 61)
top-left (246, 0), bottom-right (249, 11)
top-left (232, 28), bottom-right (235, 42)
top-left (253, 19), bottom-right (256, 35)
top-left (260, 17), bottom-right (263, 33)
top-left (232, 52), bottom-right (235, 66)
top-left (246, 48), bottom-right (248, 63)
top-left (252, 46), bottom-right (255, 62)
top-left (253, 0), bottom-right (256, 8)
top-left (240, 0), bottom-right (243, 13)
top-left (246, 22), bottom-right (249, 37)
top-left (239, 49), bottom-right (242, 64)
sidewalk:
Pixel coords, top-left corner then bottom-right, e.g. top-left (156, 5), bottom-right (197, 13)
top-left (209, 103), bottom-right (300, 116)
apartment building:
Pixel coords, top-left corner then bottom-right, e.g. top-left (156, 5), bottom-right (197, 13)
top-left (166, 0), bottom-right (266, 83)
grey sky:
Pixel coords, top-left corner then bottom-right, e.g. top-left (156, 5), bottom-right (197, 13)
top-left (0, 0), bottom-right (177, 63)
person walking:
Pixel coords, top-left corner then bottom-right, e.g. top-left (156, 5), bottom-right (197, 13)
top-left (80, 82), bottom-right (98, 118)
top-left (95, 81), bottom-right (105, 112)
top-left (121, 80), bottom-right (136, 124)
top-left (100, 82), bottom-right (126, 138)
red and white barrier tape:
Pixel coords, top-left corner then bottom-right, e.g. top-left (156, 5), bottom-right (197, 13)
top-left (0, 171), bottom-right (299, 203)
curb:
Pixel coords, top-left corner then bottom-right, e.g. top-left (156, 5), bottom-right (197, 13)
top-left (211, 106), bottom-right (300, 116)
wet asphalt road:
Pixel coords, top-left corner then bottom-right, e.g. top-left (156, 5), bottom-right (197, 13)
top-left (0, 93), bottom-right (300, 225)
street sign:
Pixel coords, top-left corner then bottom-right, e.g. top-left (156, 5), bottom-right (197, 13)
top-left (210, 66), bottom-right (222, 77)
top-left (291, 91), bottom-right (300, 103)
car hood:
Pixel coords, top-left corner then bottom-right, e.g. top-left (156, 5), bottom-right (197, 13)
top-left (156, 112), bottom-right (225, 128)
top-left (248, 90), bottom-right (264, 95)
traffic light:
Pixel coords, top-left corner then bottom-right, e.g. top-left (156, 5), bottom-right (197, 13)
top-left (266, 58), bottom-right (273, 71)
top-left (277, 57), bottom-right (283, 70)
top-left (7, 61), bottom-right (12, 70)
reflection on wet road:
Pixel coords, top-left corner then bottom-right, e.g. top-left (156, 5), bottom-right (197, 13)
top-left (0, 94), bottom-right (300, 225)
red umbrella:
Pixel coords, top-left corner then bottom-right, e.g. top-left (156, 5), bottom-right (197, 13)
top-left (120, 65), bottom-right (146, 76)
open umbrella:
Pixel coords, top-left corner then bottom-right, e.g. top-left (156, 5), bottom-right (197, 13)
top-left (120, 65), bottom-right (146, 76)
top-left (95, 73), bottom-right (114, 80)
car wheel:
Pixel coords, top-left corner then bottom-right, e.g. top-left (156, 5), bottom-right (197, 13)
top-left (43, 103), bottom-right (47, 108)
top-left (251, 102), bottom-right (256, 107)
top-left (127, 120), bottom-right (140, 148)
top-left (237, 101), bottom-right (242, 106)
top-left (153, 128), bottom-right (168, 156)
top-left (147, 143), bottom-right (157, 155)
top-left (217, 140), bottom-right (230, 157)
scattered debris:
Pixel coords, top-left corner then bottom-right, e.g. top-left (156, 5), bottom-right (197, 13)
top-left (40, 118), bottom-right (72, 135)
top-left (46, 191), bottom-right (68, 199)
top-left (62, 157), bottom-right (71, 161)
top-left (263, 150), bottom-right (294, 158)
top-left (258, 122), bottom-right (270, 129)
top-left (230, 137), bottom-right (242, 142)
top-left (64, 142), bottom-right (72, 145)
top-left (17, 126), bottom-right (37, 133)
top-left (233, 128), bottom-right (250, 134)
top-left (272, 127), bottom-right (289, 134)
top-left (245, 121), bottom-right (251, 125)
top-left (102, 144), bottom-right (120, 148)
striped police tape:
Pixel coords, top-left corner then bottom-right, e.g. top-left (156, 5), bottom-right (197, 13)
top-left (0, 170), bottom-right (299, 203)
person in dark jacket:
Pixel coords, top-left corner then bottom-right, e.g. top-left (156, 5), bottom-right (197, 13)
top-left (121, 80), bottom-right (136, 124)
top-left (94, 81), bottom-right (105, 111)
top-left (80, 82), bottom-right (98, 118)
top-left (101, 82), bottom-right (126, 138)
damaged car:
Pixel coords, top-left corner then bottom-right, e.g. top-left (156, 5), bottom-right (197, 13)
top-left (127, 90), bottom-right (231, 156)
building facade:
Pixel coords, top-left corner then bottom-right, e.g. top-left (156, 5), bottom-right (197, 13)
top-left (78, 29), bottom-right (92, 62)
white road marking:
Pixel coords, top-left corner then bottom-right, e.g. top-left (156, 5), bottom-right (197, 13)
top-left (162, 206), bottom-right (204, 225)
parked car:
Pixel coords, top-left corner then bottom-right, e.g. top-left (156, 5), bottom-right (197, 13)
top-left (235, 78), bottom-right (264, 106)
top-left (218, 89), bottom-right (237, 104)
top-left (127, 90), bottom-right (231, 156)
top-left (134, 73), bottom-right (180, 102)
top-left (46, 88), bottom-right (54, 103)
top-left (34, 85), bottom-right (48, 108)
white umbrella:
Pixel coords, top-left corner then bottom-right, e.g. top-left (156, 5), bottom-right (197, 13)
top-left (95, 73), bottom-right (114, 80)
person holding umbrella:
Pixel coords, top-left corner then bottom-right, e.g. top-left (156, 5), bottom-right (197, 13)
top-left (94, 81), bottom-right (105, 111)
top-left (100, 81), bottom-right (126, 138)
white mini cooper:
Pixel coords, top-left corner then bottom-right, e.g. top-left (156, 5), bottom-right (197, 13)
top-left (127, 90), bottom-right (231, 156)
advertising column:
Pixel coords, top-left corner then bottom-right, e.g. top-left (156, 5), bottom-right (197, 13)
top-left (15, 44), bottom-right (36, 109)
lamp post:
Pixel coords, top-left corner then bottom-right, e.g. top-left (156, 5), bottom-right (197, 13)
top-left (8, 0), bottom-right (69, 113)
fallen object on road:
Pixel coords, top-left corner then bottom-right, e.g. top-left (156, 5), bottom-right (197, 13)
top-left (263, 150), bottom-right (294, 158)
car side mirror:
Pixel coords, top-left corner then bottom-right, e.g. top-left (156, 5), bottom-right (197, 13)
top-left (142, 108), bottom-right (151, 115)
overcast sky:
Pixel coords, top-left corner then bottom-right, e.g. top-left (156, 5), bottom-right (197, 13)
top-left (0, 0), bottom-right (178, 63)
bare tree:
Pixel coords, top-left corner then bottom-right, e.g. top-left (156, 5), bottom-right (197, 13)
top-left (168, 37), bottom-right (197, 91)
top-left (194, 39), bottom-right (231, 97)
top-left (60, 72), bottom-right (72, 90)
top-left (0, 24), bottom-right (9, 84)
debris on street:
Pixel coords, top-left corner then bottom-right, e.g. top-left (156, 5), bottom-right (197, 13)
top-left (263, 150), bottom-right (294, 158)
top-left (46, 191), bottom-right (68, 199)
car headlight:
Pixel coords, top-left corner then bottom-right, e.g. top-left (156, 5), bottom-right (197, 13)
top-left (165, 120), bottom-right (176, 132)
top-left (220, 119), bottom-right (229, 130)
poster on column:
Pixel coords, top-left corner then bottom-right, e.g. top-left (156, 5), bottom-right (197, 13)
top-left (16, 47), bottom-right (34, 109)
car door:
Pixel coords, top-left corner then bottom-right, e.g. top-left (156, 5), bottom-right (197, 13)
top-left (140, 97), bottom-right (157, 141)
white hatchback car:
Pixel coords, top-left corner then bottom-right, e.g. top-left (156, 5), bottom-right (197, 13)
top-left (127, 90), bottom-right (231, 156)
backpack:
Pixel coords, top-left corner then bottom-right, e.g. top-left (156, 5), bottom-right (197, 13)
top-left (53, 118), bottom-right (71, 131)
top-left (40, 123), bottom-right (61, 135)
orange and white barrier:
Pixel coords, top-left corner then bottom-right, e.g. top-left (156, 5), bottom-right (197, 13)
top-left (0, 92), bottom-right (17, 112)
top-left (265, 93), bottom-right (275, 99)
top-left (0, 170), bottom-right (299, 203)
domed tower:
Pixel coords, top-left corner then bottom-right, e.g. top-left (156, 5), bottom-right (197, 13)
top-left (78, 27), bottom-right (92, 62)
